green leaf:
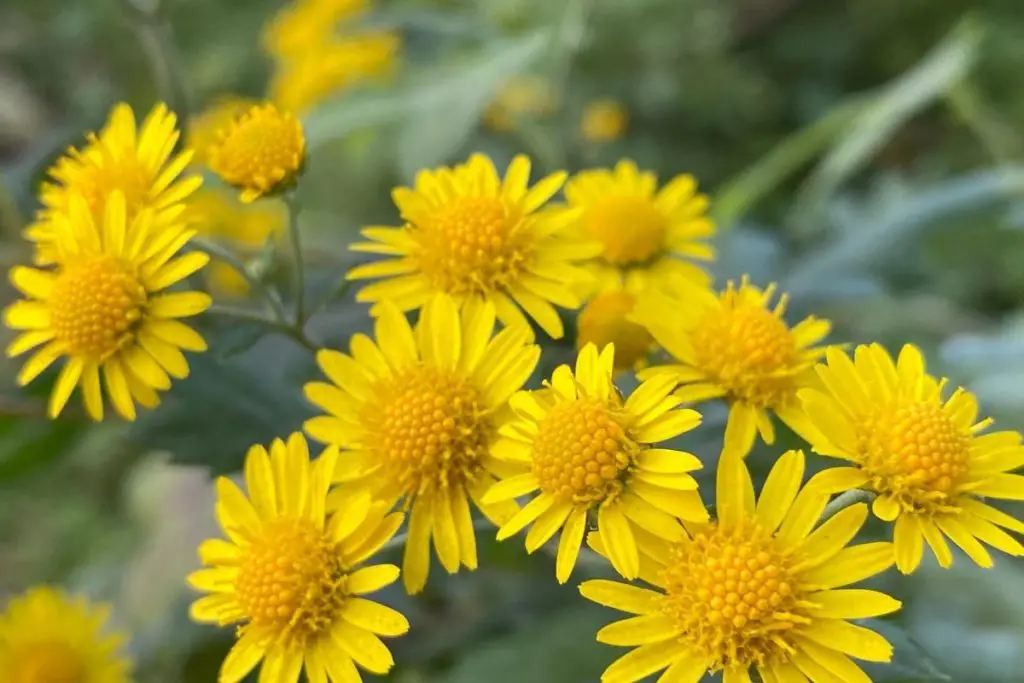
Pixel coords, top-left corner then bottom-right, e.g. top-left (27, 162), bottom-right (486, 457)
top-left (861, 620), bottom-right (951, 682)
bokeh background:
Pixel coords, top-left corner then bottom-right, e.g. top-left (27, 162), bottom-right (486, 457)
top-left (3, 0), bottom-right (1024, 681)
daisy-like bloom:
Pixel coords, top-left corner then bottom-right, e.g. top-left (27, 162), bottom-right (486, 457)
top-left (483, 75), bottom-right (560, 132)
top-left (576, 290), bottom-right (655, 373)
top-left (581, 449), bottom-right (900, 683)
top-left (634, 276), bottom-right (831, 457)
top-left (581, 98), bottom-right (628, 143)
top-left (25, 102), bottom-right (201, 265)
top-left (263, 0), bottom-right (371, 63)
top-left (207, 103), bottom-right (306, 203)
top-left (5, 191), bottom-right (211, 420)
top-left (303, 295), bottom-right (540, 593)
top-left (188, 433), bottom-right (409, 683)
top-left (348, 153), bottom-right (600, 339)
top-left (799, 343), bottom-right (1024, 574)
top-left (187, 96), bottom-right (257, 167)
top-left (562, 159), bottom-right (714, 295)
top-left (484, 342), bottom-right (708, 583)
top-left (0, 586), bottom-right (132, 683)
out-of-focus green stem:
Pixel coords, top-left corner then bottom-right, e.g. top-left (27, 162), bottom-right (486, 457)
top-left (284, 192), bottom-right (306, 326)
top-left (120, 0), bottom-right (192, 132)
top-left (820, 489), bottom-right (873, 522)
top-left (946, 82), bottom-right (1023, 164)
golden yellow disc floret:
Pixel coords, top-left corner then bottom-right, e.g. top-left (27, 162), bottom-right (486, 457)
top-left (208, 103), bottom-right (305, 202)
top-left (49, 255), bottom-right (146, 360)
top-left (7, 641), bottom-right (85, 683)
top-left (576, 291), bottom-right (653, 371)
top-left (584, 196), bottom-right (665, 265)
top-left (531, 398), bottom-right (636, 503)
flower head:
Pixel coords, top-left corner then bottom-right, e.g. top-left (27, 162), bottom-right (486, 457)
top-left (348, 153), bottom-right (600, 339)
top-left (304, 295), bottom-right (540, 593)
top-left (484, 342), bottom-right (708, 583)
top-left (576, 290), bottom-right (654, 373)
top-left (188, 96), bottom-right (258, 167)
top-left (581, 98), bottom-right (628, 143)
top-left (207, 103), bottom-right (306, 203)
top-left (634, 276), bottom-right (831, 457)
top-left (800, 343), bottom-right (1024, 574)
top-left (263, 0), bottom-right (370, 62)
top-left (563, 159), bottom-right (714, 295)
top-left (188, 433), bottom-right (409, 683)
top-left (0, 586), bottom-right (132, 683)
top-left (581, 449), bottom-right (900, 683)
top-left (4, 191), bottom-right (211, 421)
top-left (26, 102), bottom-right (202, 265)
top-left (484, 76), bottom-right (559, 132)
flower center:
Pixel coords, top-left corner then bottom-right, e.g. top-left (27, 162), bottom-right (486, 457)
top-left (49, 255), bottom-right (146, 360)
top-left (531, 398), bottom-right (637, 503)
top-left (584, 196), bottom-right (666, 265)
top-left (691, 305), bottom-right (798, 407)
top-left (235, 518), bottom-right (346, 644)
top-left (6, 641), bottom-right (85, 683)
top-left (361, 364), bottom-right (491, 497)
top-left (856, 400), bottom-right (971, 511)
top-left (211, 105), bottom-right (304, 192)
top-left (576, 291), bottom-right (653, 371)
top-left (415, 196), bottom-right (529, 296)
top-left (659, 522), bottom-right (807, 671)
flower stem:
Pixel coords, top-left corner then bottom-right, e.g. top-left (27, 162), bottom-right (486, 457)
top-left (820, 488), bottom-right (874, 522)
top-left (120, 0), bottom-right (192, 130)
top-left (284, 192), bottom-right (306, 326)
top-left (207, 304), bottom-right (319, 353)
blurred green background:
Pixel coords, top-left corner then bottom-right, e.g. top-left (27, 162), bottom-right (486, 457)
top-left (3, 0), bottom-right (1024, 681)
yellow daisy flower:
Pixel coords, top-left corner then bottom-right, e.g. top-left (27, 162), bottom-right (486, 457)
top-left (483, 75), bottom-right (560, 132)
top-left (188, 433), bottom-right (409, 683)
top-left (348, 153), bottom-right (600, 340)
top-left (303, 295), bottom-right (539, 593)
top-left (263, 0), bottom-right (371, 63)
top-left (799, 343), bottom-right (1024, 574)
top-left (576, 290), bottom-right (655, 373)
top-left (581, 449), bottom-right (900, 683)
top-left (0, 586), bottom-right (132, 683)
top-left (25, 102), bottom-right (202, 265)
top-left (484, 342), bottom-right (708, 584)
top-left (634, 276), bottom-right (831, 457)
top-left (187, 96), bottom-right (257, 167)
top-left (581, 98), bottom-right (628, 143)
top-left (4, 191), bottom-right (211, 421)
top-left (562, 159), bottom-right (715, 295)
top-left (207, 103), bottom-right (306, 203)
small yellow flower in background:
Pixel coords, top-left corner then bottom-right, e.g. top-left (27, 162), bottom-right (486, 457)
top-left (576, 290), bottom-right (654, 373)
top-left (0, 586), bottom-right (132, 683)
top-left (582, 450), bottom-right (900, 683)
top-left (800, 343), bottom-right (1024, 574)
top-left (484, 75), bottom-right (560, 132)
top-left (348, 153), bottom-right (601, 340)
top-left (186, 190), bottom-right (286, 296)
top-left (25, 102), bottom-right (202, 265)
top-left (187, 96), bottom-right (257, 167)
top-left (188, 433), bottom-right (409, 683)
top-left (303, 295), bottom-right (540, 594)
top-left (5, 191), bottom-right (211, 421)
top-left (581, 98), bottom-right (628, 143)
top-left (207, 103), bottom-right (306, 203)
top-left (634, 276), bottom-right (831, 457)
top-left (563, 159), bottom-right (715, 295)
top-left (484, 342), bottom-right (708, 583)
top-left (263, 0), bottom-right (372, 63)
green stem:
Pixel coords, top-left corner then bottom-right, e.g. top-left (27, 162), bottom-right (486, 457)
top-left (284, 192), bottom-right (306, 326)
top-left (120, 0), bottom-right (192, 131)
top-left (207, 304), bottom-right (319, 353)
top-left (193, 237), bottom-right (288, 322)
top-left (820, 489), bottom-right (873, 522)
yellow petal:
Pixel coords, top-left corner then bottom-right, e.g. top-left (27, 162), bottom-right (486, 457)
top-left (806, 589), bottom-right (902, 620)
top-left (341, 597), bottom-right (410, 637)
top-left (599, 503), bottom-right (640, 580)
top-left (755, 449), bottom-right (805, 533)
top-left (596, 613), bottom-right (680, 646)
top-left (578, 579), bottom-right (663, 614)
top-left (556, 505), bottom-right (588, 584)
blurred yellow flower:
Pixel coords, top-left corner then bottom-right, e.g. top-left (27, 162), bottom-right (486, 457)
top-left (485, 343), bottom-right (708, 583)
top-left (4, 191), bottom-right (211, 421)
top-left (304, 296), bottom-right (539, 593)
top-left (207, 103), bottom-right (306, 203)
top-left (187, 96), bottom-right (257, 167)
top-left (26, 102), bottom-right (202, 265)
top-left (186, 190), bottom-right (286, 296)
top-left (582, 449), bottom-right (900, 683)
top-left (576, 290), bottom-right (654, 373)
top-left (801, 343), bottom-right (1024, 574)
top-left (348, 153), bottom-right (600, 339)
top-left (263, 0), bottom-right (371, 63)
top-left (634, 276), bottom-right (831, 457)
top-left (581, 98), bottom-right (628, 142)
top-left (0, 586), bottom-right (132, 683)
top-left (484, 75), bottom-right (559, 132)
top-left (188, 433), bottom-right (409, 683)
top-left (563, 159), bottom-right (715, 294)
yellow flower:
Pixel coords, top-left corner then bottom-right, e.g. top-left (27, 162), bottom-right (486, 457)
top-left (263, 0), bottom-right (371, 62)
top-left (25, 102), bottom-right (202, 265)
top-left (581, 98), bottom-right (628, 143)
top-left (484, 75), bottom-right (560, 132)
top-left (348, 153), bottom-right (600, 340)
top-left (582, 449), bottom-right (900, 683)
top-left (303, 295), bottom-right (539, 593)
top-left (4, 191), bottom-right (211, 421)
top-left (576, 290), bottom-right (654, 373)
top-left (563, 159), bottom-right (714, 295)
top-left (188, 433), bottom-right (409, 683)
top-left (634, 276), bottom-right (831, 457)
top-left (799, 343), bottom-right (1024, 574)
top-left (207, 103), bottom-right (306, 203)
top-left (186, 190), bottom-right (286, 296)
top-left (484, 343), bottom-right (708, 583)
top-left (0, 586), bottom-right (132, 683)
top-left (188, 96), bottom-right (257, 167)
